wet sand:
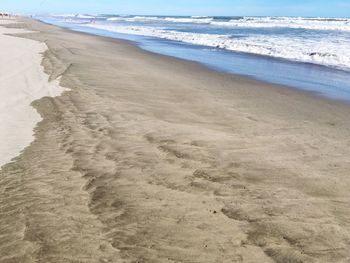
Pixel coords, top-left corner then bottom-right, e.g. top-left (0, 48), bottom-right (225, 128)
top-left (1, 18), bottom-right (350, 263)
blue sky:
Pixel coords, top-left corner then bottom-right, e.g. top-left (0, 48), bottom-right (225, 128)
top-left (1, 0), bottom-right (350, 17)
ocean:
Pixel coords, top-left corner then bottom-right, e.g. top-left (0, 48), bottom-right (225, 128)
top-left (38, 14), bottom-right (350, 102)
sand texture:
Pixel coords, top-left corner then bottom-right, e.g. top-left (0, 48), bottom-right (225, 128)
top-left (1, 19), bottom-right (350, 263)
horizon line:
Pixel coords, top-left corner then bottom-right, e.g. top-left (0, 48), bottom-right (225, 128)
top-left (32, 13), bottom-right (350, 19)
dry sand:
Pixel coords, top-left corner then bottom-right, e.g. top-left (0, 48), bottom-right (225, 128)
top-left (0, 20), bottom-right (63, 166)
top-left (1, 18), bottom-right (350, 263)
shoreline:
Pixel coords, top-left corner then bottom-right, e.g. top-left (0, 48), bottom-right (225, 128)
top-left (38, 17), bottom-right (350, 105)
top-left (39, 18), bottom-right (350, 102)
top-left (1, 18), bottom-right (350, 262)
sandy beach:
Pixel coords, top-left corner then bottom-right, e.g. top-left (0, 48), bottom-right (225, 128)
top-left (1, 18), bottom-right (350, 262)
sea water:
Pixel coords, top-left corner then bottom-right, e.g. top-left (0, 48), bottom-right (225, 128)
top-left (38, 15), bottom-right (350, 102)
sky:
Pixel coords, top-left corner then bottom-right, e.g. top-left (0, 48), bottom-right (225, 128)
top-left (1, 0), bottom-right (350, 17)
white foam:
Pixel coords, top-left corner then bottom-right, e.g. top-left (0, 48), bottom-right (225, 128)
top-left (164, 17), bottom-right (213, 24)
top-left (86, 23), bottom-right (350, 70)
top-left (106, 16), bottom-right (214, 24)
top-left (55, 14), bottom-right (350, 32)
top-left (106, 17), bottom-right (122, 21)
top-left (107, 16), bottom-right (160, 22)
top-left (0, 23), bottom-right (65, 167)
top-left (76, 14), bottom-right (95, 19)
top-left (211, 17), bottom-right (350, 32)
top-left (52, 13), bottom-right (95, 19)
top-left (101, 15), bottom-right (350, 32)
top-left (52, 13), bottom-right (76, 18)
